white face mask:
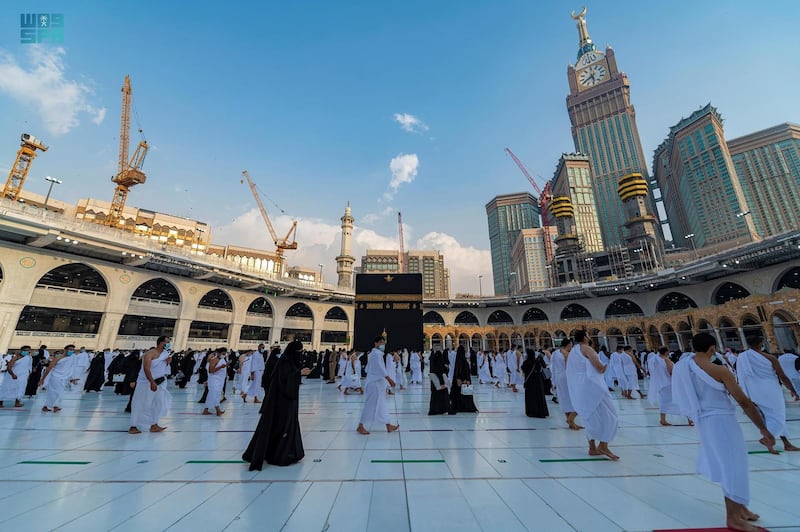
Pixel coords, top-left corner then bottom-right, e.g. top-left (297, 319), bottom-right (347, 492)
top-left (378, 344), bottom-right (385, 352)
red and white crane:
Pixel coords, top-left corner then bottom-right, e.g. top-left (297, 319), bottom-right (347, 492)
top-left (398, 211), bottom-right (406, 273)
top-left (504, 147), bottom-right (553, 262)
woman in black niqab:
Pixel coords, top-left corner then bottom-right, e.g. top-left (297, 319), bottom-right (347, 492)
top-left (449, 345), bottom-right (478, 413)
top-left (428, 351), bottom-right (451, 415)
top-left (243, 340), bottom-right (310, 470)
top-left (521, 348), bottom-right (549, 418)
top-left (83, 351), bottom-right (106, 393)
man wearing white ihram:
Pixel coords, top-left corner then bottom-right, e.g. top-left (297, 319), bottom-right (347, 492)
top-left (672, 332), bottom-right (773, 532)
top-left (39, 345), bottom-right (76, 413)
top-left (203, 347), bottom-right (227, 416)
top-left (357, 336), bottom-right (399, 435)
top-left (0, 345), bottom-right (33, 408)
top-left (129, 336), bottom-right (172, 434)
top-left (566, 331), bottom-right (619, 460)
top-left (736, 335), bottom-right (800, 453)
top-left (244, 346), bottom-right (265, 404)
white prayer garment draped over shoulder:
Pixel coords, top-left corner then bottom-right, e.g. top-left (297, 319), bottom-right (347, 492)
top-left (550, 349), bottom-right (574, 413)
top-left (778, 352), bottom-right (800, 393)
top-left (672, 354), bottom-right (750, 505)
top-left (0, 355), bottom-right (32, 402)
top-left (359, 348), bottom-right (391, 427)
top-left (566, 344), bottom-right (617, 443)
top-left (609, 352), bottom-right (628, 389)
top-left (410, 352), bottom-right (423, 383)
top-left (44, 355), bottom-right (74, 409)
top-left (736, 349), bottom-right (789, 438)
top-left (343, 358), bottom-right (361, 389)
top-left (493, 353), bottom-right (507, 386)
top-left (648, 356), bottom-right (680, 415)
top-left (130, 349), bottom-right (172, 430)
top-left (477, 352), bottom-right (492, 383)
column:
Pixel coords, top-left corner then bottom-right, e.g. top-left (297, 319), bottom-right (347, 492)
top-left (0, 302), bottom-right (25, 354)
top-left (227, 322), bottom-right (243, 351)
top-left (96, 311), bottom-right (125, 351)
top-left (712, 328), bottom-right (724, 350)
top-left (312, 327), bottom-right (323, 351)
top-left (675, 333), bottom-right (684, 352)
top-left (173, 318), bottom-right (192, 351)
top-left (736, 327), bottom-right (747, 349)
top-left (658, 332), bottom-right (666, 348)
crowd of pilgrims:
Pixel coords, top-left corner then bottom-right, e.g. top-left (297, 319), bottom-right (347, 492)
top-left (2, 333), bottom-right (800, 530)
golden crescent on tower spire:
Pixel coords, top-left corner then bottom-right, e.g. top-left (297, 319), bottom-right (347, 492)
top-left (571, 6), bottom-right (587, 20)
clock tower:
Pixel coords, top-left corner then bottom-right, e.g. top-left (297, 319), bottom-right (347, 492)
top-left (566, 7), bottom-right (658, 249)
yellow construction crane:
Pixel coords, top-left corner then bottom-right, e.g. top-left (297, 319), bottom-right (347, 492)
top-left (2, 133), bottom-right (48, 201)
top-left (241, 170), bottom-right (298, 257)
top-left (107, 75), bottom-right (148, 226)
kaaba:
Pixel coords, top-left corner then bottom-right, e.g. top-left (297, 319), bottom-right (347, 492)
top-left (353, 273), bottom-right (423, 353)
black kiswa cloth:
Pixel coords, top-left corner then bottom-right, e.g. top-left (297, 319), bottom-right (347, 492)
top-left (353, 273), bottom-right (423, 352)
top-left (243, 341), bottom-right (305, 471)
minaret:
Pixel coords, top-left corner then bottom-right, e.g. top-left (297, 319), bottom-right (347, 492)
top-left (336, 202), bottom-right (355, 289)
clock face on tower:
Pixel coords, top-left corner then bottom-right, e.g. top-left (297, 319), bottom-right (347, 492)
top-left (578, 63), bottom-right (607, 88)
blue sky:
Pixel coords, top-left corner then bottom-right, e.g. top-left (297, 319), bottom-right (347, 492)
top-left (0, 1), bottom-right (797, 294)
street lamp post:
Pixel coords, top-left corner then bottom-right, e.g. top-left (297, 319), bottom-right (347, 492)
top-left (684, 233), bottom-right (698, 260)
top-left (318, 263), bottom-right (324, 286)
top-left (43, 176), bottom-right (62, 210)
top-left (478, 275), bottom-right (483, 297)
top-left (508, 272), bottom-right (517, 295)
top-left (584, 256), bottom-right (595, 282)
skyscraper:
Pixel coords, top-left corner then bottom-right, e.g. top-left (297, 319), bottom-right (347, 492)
top-left (728, 123), bottom-right (800, 238)
top-left (485, 192), bottom-right (540, 295)
top-left (652, 104), bottom-right (757, 250)
top-left (550, 153), bottom-right (604, 253)
top-left (510, 227), bottom-right (558, 292)
top-left (565, 8), bottom-right (657, 248)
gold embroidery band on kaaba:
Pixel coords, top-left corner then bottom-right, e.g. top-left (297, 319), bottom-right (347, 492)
top-left (354, 294), bottom-right (423, 303)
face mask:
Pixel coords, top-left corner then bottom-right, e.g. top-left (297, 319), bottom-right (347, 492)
top-left (378, 345), bottom-right (385, 352)
top-left (165, 343), bottom-right (172, 351)
top-left (20, 351), bottom-right (29, 356)
top-left (66, 350), bottom-right (75, 357)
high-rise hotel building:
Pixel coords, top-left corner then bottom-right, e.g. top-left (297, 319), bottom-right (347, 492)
top-left (565, 8), bottom-right (658, 248)
top-left (486, 192), bottom-right (540, 295)
top-left (652, 104), bottom-right (757, 250)
top-left (728, 123), bottom-right (800, 238)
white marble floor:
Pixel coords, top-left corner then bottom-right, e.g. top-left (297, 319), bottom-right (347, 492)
top-left (1, 376), bottom-right (799, 532)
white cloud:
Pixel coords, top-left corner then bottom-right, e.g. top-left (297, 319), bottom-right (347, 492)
top-left (393, 112), bottom-right (429, 133)
top-left (361, 205), bottom-right (394, 224)
top-left (383, 153), bottom-right (419, 201)
top-left (211, 208), bottom-right (492, 294)
top-left (0, 46), bottom-right (107, 135)
top-left (414, 232), bottom-right (493, 296)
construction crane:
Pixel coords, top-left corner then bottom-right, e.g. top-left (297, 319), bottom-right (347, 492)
top-left (504, 147), bottom-right (554, 262)
top-left (398, 211), bottom-right (406, 273)
top-left (107, 75), bottom-right (148, 226)
top-left (2, 133), bottom-right (48, 201)
top-left (241, 170), bottom-right (298, 257)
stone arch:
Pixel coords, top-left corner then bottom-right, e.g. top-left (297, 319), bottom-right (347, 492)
top-left (324, 306), bottom-right (348, 322)
top-left (485, 333), bottom-right (497, 351)
top-left (741, 314), bottom-right (765, 341)
top-left (247, 297), bottom-right (274, 316)
top-left (560, 303), bottom-right (592, 321)
top-left (771, 310), bottom-right (799, 352)
top-left (471, 333), bottom-right (483, 351)
top-left (717, 317), bottom-right (739, 349)
top-left (677, 321), bottom-right (693, 350)
top-left (712, 282), bottom-right (751, 305)
top-left (696, 318), bottom-right (713, 332)
top-left (498, 332), bottom-right (510, 351)
top-left (423, 311), bottom-right (446, 325)
top-left (198, 288), bottom-right (233, 311)
top-left (604, 299), bottom-right (644, 318)
top-left (522, 307), bottom-right (549, 323)
top-left (454, 311), bottom-right (479, 326)
top-left (37, 263), bottom-right (108, 294)
top-left (605, 327), bottom-right (624, 351)
top-left (131, 278), bottom-right (181, 304)
top-left (627, 326), bottom-right (645, 350)
top-left (510, 332), bottom-right (522, 348)
top-left (647, 325), bottom-right (660, 348)
top-left (773, 266), bottom-right (800, 292)
top-left (656, 292), bottom-right (698, 312)
top-left (431, 333), bottom-right (443, 350)
top-left (286, 302), bottom-right (314, 319)
top-left (589, 328), bottom-right (602, 349)
top-left (458, 333), bottom-right (470, 348)
top-left (660, 322), bottom-right (679, 351)
top-left (487, 310), bottom-right (514, 325)
top-left (523, 331), bottom-right (536, 349)
top-left (538, 331), bottom-right (552, 349)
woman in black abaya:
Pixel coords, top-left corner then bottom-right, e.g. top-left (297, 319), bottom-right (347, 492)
top-left (428, 351), bottom-right (451, 415)
top-left (243, 341), bottom-right (310, 470)
top-left (83, 351), bottom-right (106, 392)
top-left (521, 348), bottom-right (549, 418)
top-left (449, 345), bottom-right (478, 413)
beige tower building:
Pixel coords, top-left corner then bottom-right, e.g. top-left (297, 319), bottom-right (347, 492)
top-left (550, 153), bottom-right (604, 253)
top-left (511, 227), bottom-right (558, 293)
top-left (361, 249), bottom-right (450, 299)
top-left (335, 202), bottom-right (355, 289)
